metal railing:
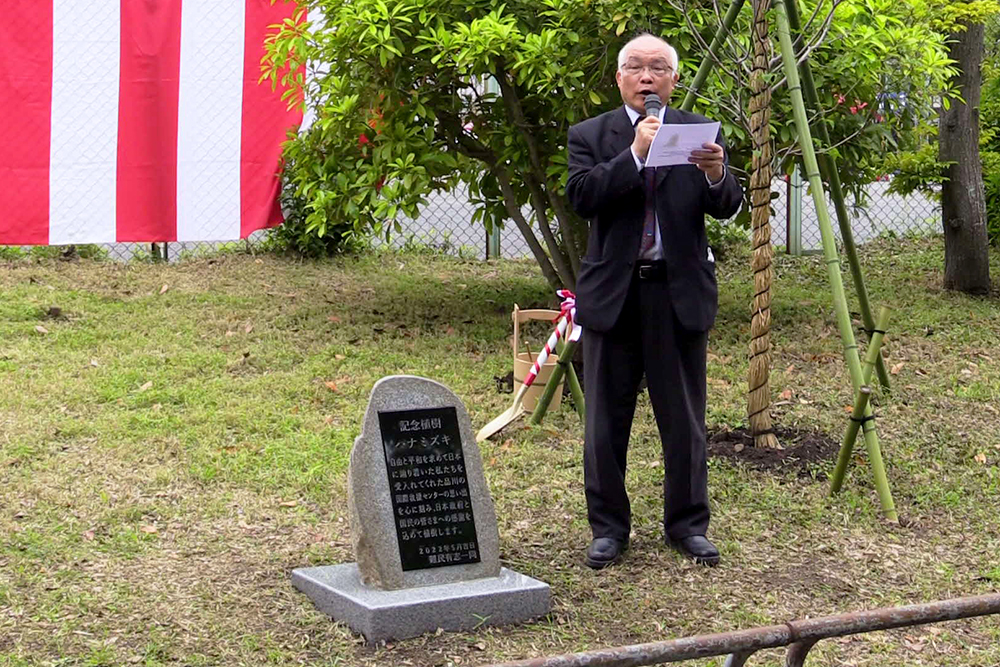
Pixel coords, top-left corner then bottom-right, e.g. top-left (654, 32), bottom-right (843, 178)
top-left (481, 593), bottom-right (1000, 667)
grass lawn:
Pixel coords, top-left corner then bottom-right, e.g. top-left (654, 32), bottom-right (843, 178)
top-left (1, 236), bottom-right (999, 666)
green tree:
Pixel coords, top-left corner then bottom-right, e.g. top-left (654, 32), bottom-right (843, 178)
top-left (877, 1), bottom-right (998, 289)
top-left (264, 0), bottom-right (959, 289)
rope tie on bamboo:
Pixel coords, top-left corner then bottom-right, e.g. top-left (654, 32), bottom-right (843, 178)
top-left (849, 414), bottom-right (876, 424)
top-left (865, 328), bottom-right (888, 336)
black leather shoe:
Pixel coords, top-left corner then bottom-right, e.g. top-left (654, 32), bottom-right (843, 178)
top-left (668, 535), bottom-right (720, 566)
top-left (584, 537), bottom-right (628, 569)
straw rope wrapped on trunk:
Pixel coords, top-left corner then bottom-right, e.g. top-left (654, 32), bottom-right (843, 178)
top-left (747, 0), bottom-right (780, 448)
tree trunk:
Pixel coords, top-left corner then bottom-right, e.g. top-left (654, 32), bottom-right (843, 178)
top-left (493, 167), bottom-right (566, 290)
top-left (747, 0), bottom-right (780, 448)
top-left (940, 22), bottom-right (990, 295)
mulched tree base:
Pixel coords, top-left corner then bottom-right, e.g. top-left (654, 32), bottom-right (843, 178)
top-left (707, 427), bottom-right (840, 480)
top-left (491, 373), bottom-right (841, 481)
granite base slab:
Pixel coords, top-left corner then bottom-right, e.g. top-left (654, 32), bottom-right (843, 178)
top-left (292, 563), bottom-right (551, 642)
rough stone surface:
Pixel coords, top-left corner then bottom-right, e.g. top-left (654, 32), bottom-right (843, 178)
top-left (347, 375), bottom-right (500, 590)
top-left (292, 564), bottom-right (551, 642)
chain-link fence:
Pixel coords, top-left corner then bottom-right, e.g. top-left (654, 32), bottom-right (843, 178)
top-left (54, 174), bottom-right (938, 263)
top-left (770, 173), bottom-right (940, 252)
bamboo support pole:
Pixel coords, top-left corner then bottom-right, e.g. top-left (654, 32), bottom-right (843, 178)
top-left (860, 306), bottom-right (891, 396)
top-left (680, 0), bottom-right (747, 112)
top-left (529, 339), bottom-right (584, 425)
top-left (831, 307), bottom-right (892, 501)
top-left (830, 306), bottom-right (889, 495)
top-left (782, 0), bottom-right (891, 391)
top-left (564, 349), bottom-right (585, 421)
top-left (775, 0), bottom-right (896, 521)
top-left (857, 328), bottom-right (896, 516)
top-left (841, 387), bottom-right (874, 465)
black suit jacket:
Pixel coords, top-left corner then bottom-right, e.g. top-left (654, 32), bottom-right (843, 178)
top-left (567, 106), bottom-right (742, 333)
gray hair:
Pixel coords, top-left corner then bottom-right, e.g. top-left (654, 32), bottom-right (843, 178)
top-left (617, 33), bottom-right (679, 72)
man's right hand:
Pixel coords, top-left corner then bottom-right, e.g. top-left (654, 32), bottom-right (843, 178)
top-left (632, 115), bottom-right (660, 160)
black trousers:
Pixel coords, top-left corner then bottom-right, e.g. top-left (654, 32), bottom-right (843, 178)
top-left (582, 267), bottom-right (710, 542)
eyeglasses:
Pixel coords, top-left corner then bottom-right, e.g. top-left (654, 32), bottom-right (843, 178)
top-left (621, 62), bottom-right (674, 78)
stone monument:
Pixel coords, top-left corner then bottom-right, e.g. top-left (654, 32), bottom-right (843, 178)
top-left (292, 375), bottom-right (550, 641)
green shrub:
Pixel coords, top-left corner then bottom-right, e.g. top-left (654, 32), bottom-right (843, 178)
top-left (984, 152), bottom-right (1000, 246)
top-left (706, 216), bottom-right (751, 262)
top-left (883, 142), bottom-right (949, 199)
top-left (0, 246), bottom-right (26, 260)
top-left (258, 184), bottom-right (367, 258)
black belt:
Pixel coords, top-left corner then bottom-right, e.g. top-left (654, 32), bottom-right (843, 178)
top-left (635, 260), bottom-right (668, 281)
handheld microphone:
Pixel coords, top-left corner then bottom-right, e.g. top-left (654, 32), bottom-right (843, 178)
top-left (643, 93), bottom-right (662, 118)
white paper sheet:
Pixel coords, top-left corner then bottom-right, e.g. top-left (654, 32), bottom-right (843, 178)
top-left (644, 121), bottom-right (721, 168)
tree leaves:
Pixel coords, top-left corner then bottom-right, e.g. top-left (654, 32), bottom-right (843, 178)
top-left (261, 0), bottom-right (959, 285)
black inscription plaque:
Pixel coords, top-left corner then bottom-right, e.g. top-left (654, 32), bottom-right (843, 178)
top-left (378, 407), bottom-right (481, 571)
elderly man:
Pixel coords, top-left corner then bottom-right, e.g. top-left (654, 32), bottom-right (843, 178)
top-left (566, 33), bottom-right (742, 569)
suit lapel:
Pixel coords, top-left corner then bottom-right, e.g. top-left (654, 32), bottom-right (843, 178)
top-left (605, 106), bottom-right (686, 187)
top-left (606, 107), bottom-right (635, 159)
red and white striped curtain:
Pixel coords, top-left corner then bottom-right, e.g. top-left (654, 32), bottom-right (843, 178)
top-left (0, 0), bottom-right (303, 245)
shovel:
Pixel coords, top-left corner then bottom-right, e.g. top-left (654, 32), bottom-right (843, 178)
top-left (476, 314), bottom-right (571, 442)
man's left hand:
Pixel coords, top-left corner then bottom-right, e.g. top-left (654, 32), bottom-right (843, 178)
top-left (689, 142), bottom-right (725, 183)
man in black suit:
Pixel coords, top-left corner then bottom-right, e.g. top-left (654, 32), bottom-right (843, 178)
top-left (566, 33), bottom-right (742, 569)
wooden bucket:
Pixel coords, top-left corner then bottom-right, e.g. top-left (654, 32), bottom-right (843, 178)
top-left (512, 304), bottom-right (566, 411)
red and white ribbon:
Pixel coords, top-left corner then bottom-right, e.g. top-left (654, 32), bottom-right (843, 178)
top-left (523, 290), bottom-right (580, 387)
top-left (556, 289), bottom-right (582, 343)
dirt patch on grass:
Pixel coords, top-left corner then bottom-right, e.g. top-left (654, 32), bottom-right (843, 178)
top-left (707, 427), bottom-right (840, 479)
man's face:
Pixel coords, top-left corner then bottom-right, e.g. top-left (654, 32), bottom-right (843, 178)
top-left (616, 37), bottom-right (679, 114)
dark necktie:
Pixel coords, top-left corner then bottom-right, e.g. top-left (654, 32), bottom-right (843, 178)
top-left (635, 115), bottom-right (657, 257)
top-left (639, 164), bottom-right (657, 257)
